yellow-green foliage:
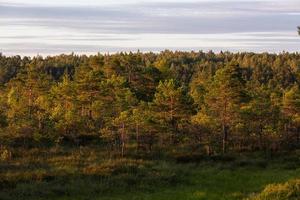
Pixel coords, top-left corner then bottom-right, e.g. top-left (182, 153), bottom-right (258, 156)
top-left (0, 146), bottom-right (12, 161)
top-left (248, 179), bottom-right (300, 200)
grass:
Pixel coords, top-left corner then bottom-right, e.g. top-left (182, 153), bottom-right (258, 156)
top-left (1, 146), bottom-right (300, 200)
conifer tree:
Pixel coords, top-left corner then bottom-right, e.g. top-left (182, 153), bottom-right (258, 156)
top-left (283, 84), bottom-right (300, 145)
top-left (153, 79), bottom-right (192, 144)
top-left (203, 62), bottom-right (247, 153)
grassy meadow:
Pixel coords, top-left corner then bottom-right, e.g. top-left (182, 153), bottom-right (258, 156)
top-left (1, 146), bottom-right (300, 200)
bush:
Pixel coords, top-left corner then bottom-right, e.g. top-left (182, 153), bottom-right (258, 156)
top-left (248, 179), bottom-right (300, 200)
top-left (0, 146), bottom-right (12, 161)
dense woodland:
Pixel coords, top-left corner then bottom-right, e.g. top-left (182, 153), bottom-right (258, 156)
top-left (0, 51), bottom-right (300, 156)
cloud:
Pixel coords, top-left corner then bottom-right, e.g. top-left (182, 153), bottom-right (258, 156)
top-left (0, 0), bottom-right (299, 55)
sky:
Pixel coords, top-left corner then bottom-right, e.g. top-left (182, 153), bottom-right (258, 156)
top-left (0, 0), bottom-right (299, 56)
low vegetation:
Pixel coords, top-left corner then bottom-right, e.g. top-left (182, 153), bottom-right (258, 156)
top-left (0, 146), bottom-right (299, 200)
top-left (248, 179), bottom-right (300, 200)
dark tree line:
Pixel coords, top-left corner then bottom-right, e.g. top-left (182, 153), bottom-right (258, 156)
top-left (0, 51), bottom-right (300, 155)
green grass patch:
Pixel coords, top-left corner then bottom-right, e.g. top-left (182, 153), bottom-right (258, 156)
top-left (1, 147), bottom-right (300, 200)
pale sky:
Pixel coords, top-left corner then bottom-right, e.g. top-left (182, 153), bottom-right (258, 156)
top-left (0, 0), bottom-right (299, 56)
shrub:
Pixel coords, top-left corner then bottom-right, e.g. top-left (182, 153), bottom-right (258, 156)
top-left (248, 179), bottom-right (300, 200)
top-left (0, 146), bottom-right (12, 161)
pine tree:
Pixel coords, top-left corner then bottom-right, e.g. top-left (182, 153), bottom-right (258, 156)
top-left (240, 85), bottom-right (274, 151)
top-left (74, 63), bottom-right (104, 134)
top-left (50, 73), bottom-right (81, 141)
top-left (6, 66), bottom-right (53, 143)
top-left (283, 84), bottom-right (300, 146)
top-left (203, 62), bottom-right (247, 153)
top-left (99, 75), bottom-right (137, 153)
top-left (152, 79), bottom-right (192, 144)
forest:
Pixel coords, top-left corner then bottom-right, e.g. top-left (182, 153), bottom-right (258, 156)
top-left (1, 51), bottom-right (300, 200)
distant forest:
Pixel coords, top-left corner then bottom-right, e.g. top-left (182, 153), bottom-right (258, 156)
top-left (0, 51), bottom-right (300, 155)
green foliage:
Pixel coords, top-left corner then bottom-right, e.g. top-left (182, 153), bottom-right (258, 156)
top-left (194, 62), bottom-right (247, 153)
top-left (153, 79), bottom-right (193, 143)
top-left (248, 179), bottom-right (300, 200)
top-left (283, 84), bottom-right (300, 124)
top-left (0, 51), bottom-right (300, 153)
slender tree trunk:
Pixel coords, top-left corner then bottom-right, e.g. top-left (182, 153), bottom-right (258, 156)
top-left (89, 109), bottom-right (92, 120)
top-left (259, 124), bottom-right (263, 151)
top-left (38, 114), bottom-right (42, 132)
top-left (286, 122), bottom-right (290, 145)
top-left (28, 88), bottom-right (33, 119)
top-left (222, 99), bottom-right (228, 154)
top-left (89, 99), bottom-right (93, 119)
top-left (121, 122), bottom-right (125, 157)
top-left (81, 106), bottom-right (84, 116)
top-left (222, 123), bottom-right (228, 154)
top-left (297, 127), bottom-right (300, 146)
top-left (169, 96), bottom-right (174, 144)
top-left (136, 123), bottom-right (139, 153)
